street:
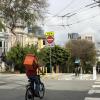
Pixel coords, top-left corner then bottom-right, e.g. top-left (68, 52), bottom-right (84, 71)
top-left (0, 74), bottom-right (100, 100)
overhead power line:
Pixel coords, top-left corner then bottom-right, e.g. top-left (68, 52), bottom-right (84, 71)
top-left (44, 3), bottom-right (99, 24)
top-left (44, 1), bottom-right (99, 27)
top-left (46, 2), bottom-right (98, 19)
top-left (61, 2), bottom-right (98, 17)
top-left (54, 0), bottom-right (74, 16)
top-left (45, 13), bottom-right (100, 27)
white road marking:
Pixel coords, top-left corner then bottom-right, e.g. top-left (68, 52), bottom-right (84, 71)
top-left (88, 90), bottom-right (94, 94)
top-left (94, 81), bottom-right (100, 84)
top-left (85, 97), bottom-right (100, 100)
top-left (92, 85), bottom-right (100, 88)
top-left (88, 89), bottom-right (100, 94)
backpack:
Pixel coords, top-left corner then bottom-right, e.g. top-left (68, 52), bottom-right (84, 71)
top-left (23, 54), bottom-right (37, 70)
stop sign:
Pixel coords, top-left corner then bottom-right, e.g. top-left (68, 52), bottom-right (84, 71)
top-left (47, 36), bottom-right (54, 44)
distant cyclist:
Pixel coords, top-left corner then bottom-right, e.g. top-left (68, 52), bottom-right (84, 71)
top-left (23, 54), bottom-right (44, 96)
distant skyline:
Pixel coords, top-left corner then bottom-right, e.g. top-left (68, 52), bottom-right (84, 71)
top-left (43, 0), bottom-right (100, 46)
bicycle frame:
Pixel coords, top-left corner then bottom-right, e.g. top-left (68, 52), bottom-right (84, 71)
top-left (25, 75), bottom-right (45, 100)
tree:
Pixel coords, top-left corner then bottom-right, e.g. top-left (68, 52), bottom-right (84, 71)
top-left (0, 0), bottom-right (48, 35)
top-left (66, 39), bottom-right (96, 73)
top-left (39, 45), bottom-right (70, 73)
top-left (6, 43), bottom-right (38, 73)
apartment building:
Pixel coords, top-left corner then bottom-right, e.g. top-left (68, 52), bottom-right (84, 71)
top-left (0, 19), bottom-right (46, 53)
top-left (68, 33), bottom-right (80, 40)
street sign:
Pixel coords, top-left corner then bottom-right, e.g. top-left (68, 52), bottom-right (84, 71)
top-left (45, 31), bottom-right (55, 45)
top-left (47, 36), bottom-right (54, 44)
top-left (45, 31), bottom-right (55, 73)
top-left (45, 32), bottom-right (54, 37)
top-left (75, 59), bottom-right (80, 64)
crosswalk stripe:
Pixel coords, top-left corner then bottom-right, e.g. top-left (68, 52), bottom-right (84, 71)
top-left (94, 81), bottom-right (100, 84)
top-left (94, 90), bottom-right (100, 93)
top-left (88, 89), bottom-right (100, 94)
top-left (88, 90), bottom-right (94, 94)
top-left (86, 80), bottom-right (100, 100)
top-left (85, 97), bottom-right (100, 100)
top-left (92, 85), bottom-right (100, 88)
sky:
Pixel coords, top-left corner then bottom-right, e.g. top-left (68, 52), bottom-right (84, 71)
top-left (43, 0), bottom-right (100, 46)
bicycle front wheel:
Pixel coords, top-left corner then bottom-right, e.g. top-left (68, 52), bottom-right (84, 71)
top-left (25, 87), bottom-right (34, 100)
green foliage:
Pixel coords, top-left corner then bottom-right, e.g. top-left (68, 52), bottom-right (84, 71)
top-left (0, 0), bottom-right (48, 34)
top-left (0, 20), bottom-right (6, 31)
top-left (6, 44), bottom-right (70, 73)
top-left (66, 39), bottom-right (96, 73)
top-left (6, 43), bottom-right (38, 73)
top-left (6, 43), bottom-right (24, 72)
top-left (23, 44), bottom-right (38, 56)
top-left (38, 45), bottom-right (70, 72)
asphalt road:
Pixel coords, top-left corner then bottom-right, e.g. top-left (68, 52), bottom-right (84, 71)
top-left (0, 77), bottom-right (94, 100)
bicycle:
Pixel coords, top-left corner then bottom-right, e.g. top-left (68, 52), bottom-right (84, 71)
top-left (25, 75), bottom-right (45, 100)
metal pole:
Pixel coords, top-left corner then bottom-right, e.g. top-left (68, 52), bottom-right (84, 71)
top-left (80, 66), bottom-right (83, 80)
top-left (50, 47), bottom-right (52, 73)
top-left (93, 62), bottom-right (97, 80)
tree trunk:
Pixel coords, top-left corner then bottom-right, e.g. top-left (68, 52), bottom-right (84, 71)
top-left (10, 27), bottom-right (17, 46)
top-left (59, 65), bottom-right (62, 73)
top-left (56, 65), bottom-right (59, 73)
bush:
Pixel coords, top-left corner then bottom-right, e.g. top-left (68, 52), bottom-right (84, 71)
top-left (6, 43), bottom-right (38, 73)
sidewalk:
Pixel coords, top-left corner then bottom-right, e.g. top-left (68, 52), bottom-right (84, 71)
top-left (0, 73), bottom-right (100, 80)
top-left (96, 74), bottom-right (100, 81)
top-left (42, 73), bottom-right (94, 80)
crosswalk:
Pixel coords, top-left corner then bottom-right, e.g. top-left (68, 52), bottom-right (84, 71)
top-left (85, 81), bottom-right (100, 100)
top-left (0, 81), bottom-right (26, 89)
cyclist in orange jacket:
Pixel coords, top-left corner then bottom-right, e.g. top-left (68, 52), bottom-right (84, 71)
top-left (24, 54), bottom-right (44, 96)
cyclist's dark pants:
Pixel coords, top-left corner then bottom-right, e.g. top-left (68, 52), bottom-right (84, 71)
top-left (28, 75), bottom-right (40, 94)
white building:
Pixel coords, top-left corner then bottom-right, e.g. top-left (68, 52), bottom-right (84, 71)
top-left (0, 18), bottom-right (46, 72)
top-left (80, 28), bottom-right (100, 61)
top-left (80, 28), bottom-right (95, 42)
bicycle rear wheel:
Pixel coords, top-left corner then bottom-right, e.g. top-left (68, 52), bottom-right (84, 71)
top-left (25, 87), bottom-right (34, 100)
top-left (39, 82), bottom-right (45, 99)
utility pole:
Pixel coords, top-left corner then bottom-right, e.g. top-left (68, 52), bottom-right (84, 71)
top-left (45, 32), bottom-right (55, 73)
top-left (93, 60), bottom-right (97, 80)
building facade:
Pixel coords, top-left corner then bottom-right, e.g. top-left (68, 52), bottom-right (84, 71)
top-left (68, 33), bottom-right (80, 40)
top-left (80, 32), bottom-right (95, 42)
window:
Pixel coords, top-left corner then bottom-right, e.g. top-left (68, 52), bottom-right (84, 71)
top-left (85, 36), bottom-right (92, 41)
top-left (43, 40), bottom-right (45, 45)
